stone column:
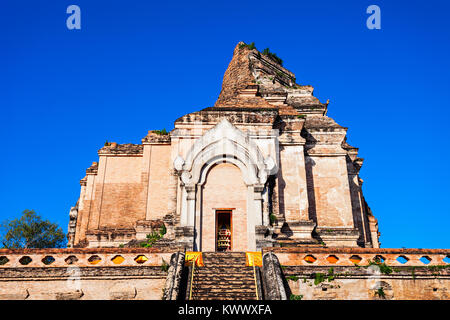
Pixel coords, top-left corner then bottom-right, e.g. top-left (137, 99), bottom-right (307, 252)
top-left (179, 185), bottom-right (187, 226)
top-left (368, 215), bottom-right (380, 248)
top-left (194, 185), bottom-right (203, 251)
top-left (175, 184), bottom-right (195, 250)
top-left (262, 185), bottom-right (270, 227)
top-left (185, 185), bottom-right (196, 228)
top-left (246, 185), bottom-right (264, 251)
top-left (167, 169), bottom-right (178, 216)
top-left (253, 184), bottom-right (264, 226)
top-left (252, 184), bottom-right (272, 251)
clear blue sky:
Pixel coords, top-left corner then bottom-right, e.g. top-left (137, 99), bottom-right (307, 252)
top-left (1, 0), bottom-right (449, 248)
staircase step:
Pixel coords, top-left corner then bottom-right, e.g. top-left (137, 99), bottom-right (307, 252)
top-left (189, 252), bottom-right (259, 300)
top-left (193, 278), bottom-right (254, 283)
top-left (193, 278), bottom-right (255, 282)
top-left (202, 252), bottom-right (246, 255)
top-left (202, 253), bottom-right (247, 264)
top-left (195, 274), bottom-right (253, 278)
top-left (196, 268), bottom-right (253, 271)
top-left (194, 277), bottom-right (254, 282)
top-left (195, 277), bottom-right (254, 281)
top-left (192, 288), bottom-right (256, 293)
top-left (193, 289), bottom-right (256, 295)
top-left (193, 292), bottom-right (257, 297)
top-left (193, 278), bottom-right (254, 282)
top-left (193, 295), bottom-right (257, 300)
top-left (194, 292), bottom-right (256, 296)
top-left (204, 262), bottom-right (246, 265)
top-left (193, 296), bottom-right (258, 300)
top-left (192, 283), bottom-right (256, 289)
top-left (193, 290), bottom-right (258, 296)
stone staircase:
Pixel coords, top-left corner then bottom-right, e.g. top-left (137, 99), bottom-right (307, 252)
top-left (189, 252), bottom-right (259, 300)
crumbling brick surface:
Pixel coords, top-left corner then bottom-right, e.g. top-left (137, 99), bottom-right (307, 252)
top-left (98, 143), bottom-right (144, 155)
top-left (283, 265), bottom-right (450, 300)
top-left (0, 266), bottom-right (167, 300)
top-left (214, 44), bottom-right (256, 106)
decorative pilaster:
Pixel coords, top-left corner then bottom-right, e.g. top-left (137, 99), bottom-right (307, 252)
top-left (194, 185), bottom-right (203, 251)
top-left (168, 169), bottom-right (178, 216)
top-left (185, 185), bottom-right (196, 228)
top-left (253, 184), bottom-right (264, 226)
top-left (262, 185), bottom-right (270, 226)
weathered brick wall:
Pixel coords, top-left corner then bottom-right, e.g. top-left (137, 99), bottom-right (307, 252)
top-left (308, 156), bottom-right (354, 228)
top-left (278, 145), bottom-right (309, 222)
top-left (92, 156), bottom-right (147, 229)
top-left (0, 248), bottom-right (173, 300)
top-left (72, 143), bottom-right (174, 247)
top-left (74, 171), bottom-right (97, 244)
top-left (284, 266), bottom-right (449, 300)
top-left (264, 247), bottom-right (450, 300)
top-left (347, 171), bottom-right (371, 246)
top-left (214, 43), bottom-right (255, 106)
top-left (145, 144), bottom-right (172, 220)
top-left (0, 268), bottom-right (167, 300)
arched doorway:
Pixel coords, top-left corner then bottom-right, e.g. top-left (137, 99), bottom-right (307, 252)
top-left (201, 162), bottom-right (247, 251)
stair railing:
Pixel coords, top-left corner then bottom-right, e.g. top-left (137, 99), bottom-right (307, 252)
top-left (189, 259), bottom-right (196, 300)
top-left (251, 255), bottom-right (259, 300)
top-left (186, 252), bottom-right (203, 300)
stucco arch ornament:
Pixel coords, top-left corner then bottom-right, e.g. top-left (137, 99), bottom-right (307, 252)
top-left (173, 119), bottom-right (277, 187)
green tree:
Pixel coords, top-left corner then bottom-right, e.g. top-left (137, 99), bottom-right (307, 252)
top-left (0, 210), bottom-right (66, 248)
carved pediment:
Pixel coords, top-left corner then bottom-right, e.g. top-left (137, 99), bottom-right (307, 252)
top-left (174, 119), bottom-right (276, 186)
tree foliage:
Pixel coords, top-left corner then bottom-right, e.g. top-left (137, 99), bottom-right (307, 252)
top-left (262, 48), bottom-right (283, 66)
top-left (0, 210), bottom-right (66, 248)
top-left (140, 224), bottom-right (166, 248)
top-left (239, 42), bottom-right (256, 50)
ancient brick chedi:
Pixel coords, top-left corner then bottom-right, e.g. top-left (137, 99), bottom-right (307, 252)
top-left (68, 42), bottom-right (380, 251)
top-left (1, 43), bottom-right (449, 301)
